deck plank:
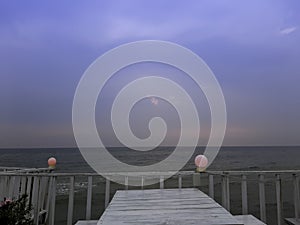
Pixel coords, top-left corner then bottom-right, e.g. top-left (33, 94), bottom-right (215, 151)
top-left (234, 215), bottom-right (266, 225)
top-left (98, 188), bottom-right (243, 225)
top-left (75, 221), bottom-right (97, 225)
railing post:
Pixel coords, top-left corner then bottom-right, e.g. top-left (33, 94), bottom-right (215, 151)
top-left (141, 176), bottom-right (144, 190)
top-left (86, 176), bottom-right (93, 220)
top-left (222, 175), bottom-right (226, 208)
top-left (38, 177), bottom-right (48, 213)
top-left (125, 176), bottom-right (129, 190)
top-left (67, 176), bottom-right (75, 225)
top-left (222, 174), bottom-right (230, 211)
top-left (276, 174), bottom-right (283, 225)
top-left (26, 176), bottom-right (33, 205)
top-left (160, 176), bottom-right (164, 189)
top-left (12, 176), bottom-right (21, 198)
top-left (208, 174), bottom-right (214, 199)
top-left (105, 178), bottom-right (110, 208)
top-left (259, 174), bottom-right (266, 223)
top-left (49, 176), bottom-right (57, 225)
top-left (193, 173), bottom-right (201, 188)
top-left (0, 175), bottom-right (9, 200)
top-left (8, 176), bottom-right (15, 198)
top-left (241, 174), bottom-right (248, 215)
top-left (44, 177), bottom-right (52, 222)
top-left (293, 174), bottom-right (300, 220)
top-left (226, 175), bottom-right (230, 211)
top-left (178, 174), bottom-right (182, 189)
top-left (0, 176), bottom-right (4, 200)
top-left (20, 176), bottom-right (27, 196)
top-left (32, 176), bottom-right (40, 225)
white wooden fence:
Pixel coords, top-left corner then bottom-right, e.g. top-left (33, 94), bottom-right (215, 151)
top-left (0, 170), bottom-right (299, 225)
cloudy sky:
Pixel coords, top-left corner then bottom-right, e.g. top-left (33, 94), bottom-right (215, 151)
top-left (0, 0), bottom-right (299, 148)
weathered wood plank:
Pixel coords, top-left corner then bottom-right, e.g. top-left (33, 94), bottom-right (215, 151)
top-left (234, 215), bottom-right (266, 225)
top-left (98, 188), bottom-right (242, 225)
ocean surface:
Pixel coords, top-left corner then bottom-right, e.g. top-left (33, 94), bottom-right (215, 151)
top-left (0, 146), bottom-right (299, 225)
top-left (0, 146), bottom-right (300, 172)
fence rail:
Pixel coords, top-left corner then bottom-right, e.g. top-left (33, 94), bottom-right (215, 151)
top-left (0, 170), bottom-right (299, 225)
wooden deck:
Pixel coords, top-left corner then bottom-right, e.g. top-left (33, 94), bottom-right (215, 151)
top-left (97, 188), bottom-right (243, 225)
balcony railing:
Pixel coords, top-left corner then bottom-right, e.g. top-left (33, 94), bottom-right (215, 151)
top-left (0, 170), bottom-right (299, 225)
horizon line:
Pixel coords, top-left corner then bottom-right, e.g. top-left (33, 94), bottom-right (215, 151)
top-left (0, 144), bottom-right (299, 150)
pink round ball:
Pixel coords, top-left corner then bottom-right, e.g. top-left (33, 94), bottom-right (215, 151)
top-left (194, 155), bottom-right (208, 168)
top-left (48, 157), bottom-right (57, 168)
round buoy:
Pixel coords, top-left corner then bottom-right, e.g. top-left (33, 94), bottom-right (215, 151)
top-left (194, 155), bottom-right (208, 172)
top-left (48, 157), bottom-right (57, 169)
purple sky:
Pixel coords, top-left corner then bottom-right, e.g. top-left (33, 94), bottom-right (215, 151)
top-left (0, 0), bottom-right (299, 148)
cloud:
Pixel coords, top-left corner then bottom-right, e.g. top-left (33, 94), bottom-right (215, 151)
top-left (280, 26), bottom-right (297, 35)
top-left (1, 0), bottom-right (300, 147)
top-left (0, 1), bottom-right (297, 49)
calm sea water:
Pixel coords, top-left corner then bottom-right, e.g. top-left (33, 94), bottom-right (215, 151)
top-left (0, 146), bottom-right (299, 172)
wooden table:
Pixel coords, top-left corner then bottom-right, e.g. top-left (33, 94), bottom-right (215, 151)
top-left (98, 188), bottom-right (243, 225)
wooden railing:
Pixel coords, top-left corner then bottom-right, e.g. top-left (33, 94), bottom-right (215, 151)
top-left (0, 170), bottom-right (299, 225)
top-left (207, 170), bottom-right (300, 225)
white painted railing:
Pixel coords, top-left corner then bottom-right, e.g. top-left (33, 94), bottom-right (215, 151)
top-left (207, 170), bottom-right (300, 225)
top-left (0, 170), bottom-right (299, 225)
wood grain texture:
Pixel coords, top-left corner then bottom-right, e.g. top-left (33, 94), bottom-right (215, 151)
top-left (234, 215), bottom-right (266, 225)
top-left (98, 188), bottom-right (243, 225)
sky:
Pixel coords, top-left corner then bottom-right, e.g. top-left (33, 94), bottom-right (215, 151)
top-left (0, 0), bottom-right (299, 148)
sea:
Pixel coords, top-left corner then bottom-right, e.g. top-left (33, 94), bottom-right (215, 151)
top-left (0, 146), bottom-right (299, 172)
